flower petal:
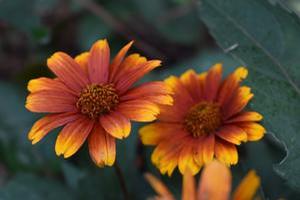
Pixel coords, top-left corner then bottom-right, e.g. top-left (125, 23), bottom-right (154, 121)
top-left (25, 91), bottom-right (77, 113)
top-left (120, 81), bottom-right (173, 105)
top-left (151, 131), bottom-right (189, 175)
top-left (158, 76), bottom-right (195, 122)
top-left (159, 156), bottom-right (178, 177)
top-left (216, 125), bottom-right (247, 145)
top-left (88, 39), bottom-right (110, 84)
top-left (233, 170), bottom-right (260, 200)
top-left (202, 134), bottom-right (215, 164)
top-left (182, 170), bottom-right (196, 200)
top-left (178, 143), bottom-right (201, 175)
top-left (28, 113), bottom-right (81, 144)
top-left (222, 86), bottom-right (254, 120)
top-left (116, 60), bottom-right (161, 93)
top-left (109, 41), bottom-right (133, 82)
top-left (203, 63), bottom-right (223, 101)
top-left (75, 52), bottom-right (89, 74)
top-left (237, 122), bottom-right (265, 141)
top-left (112, 54), bottom-right (147, 83)
top-left (193, 138), bottom-right (204, 166)
top-left (55, 116), bottom-right (94, 158)
top-left (117, 100), bottom-right (160, 122)
top-left (180, 69), bottom-right (202, 102)
top-left (27, 77), bottom-right (77, 96)
top-left (88, 123), bottom-right (116, 167)
top-left (47, 52), bottom-right (89, 92)
top-left (225, 111), bottom-right (263, 123)
top-left (215, 139), bottom-right (238, 165)
top-left (139, 122), bottom-right (182, 145)
top-left (218, 67), bottom-right (248, 106)
top-left (144, 173), bottom-right (175, 200)
top-left (100, 111), bottom-right (131, 139)
top-left (198, 160), bottom-right (231, 200)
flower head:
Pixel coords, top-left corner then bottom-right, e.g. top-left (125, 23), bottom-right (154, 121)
top-left (145, 160), bottom-right (261, 200)
top-left (26, 39), bottom-right (173, 167)
top-left (140, 64), bottom-right (265, 175)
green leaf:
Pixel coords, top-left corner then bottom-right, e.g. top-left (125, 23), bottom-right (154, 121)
top-left (198, 0), bottom-right (300, 192)
top-left (0, 82), bottom-right (60, 171)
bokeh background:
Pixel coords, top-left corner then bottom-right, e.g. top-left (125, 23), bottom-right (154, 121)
top-left (0, 0), bottom-right (300, 199)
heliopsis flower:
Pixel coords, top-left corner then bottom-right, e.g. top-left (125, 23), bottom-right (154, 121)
top-left (144, 160), bottom-right (260, 200)
top-left (140, 64), bottom-right (265, 175)
top-left (25, 39), bottom-right (173, 167)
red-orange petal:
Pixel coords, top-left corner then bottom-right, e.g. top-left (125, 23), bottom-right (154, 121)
top-left (88, 39), bottom-right (110, 84)
top-left (202, 134), bottom-right (215, 164)
top-left (88, 123), bottom-right (116, 167)
top-left (112, 54), bottom-right (147, 84)
top-left (180, 69), bottom-right (202, 102)
top-left (225, 111), bottom-right (263, 123)
top-left (25, 91), bottom-right (77, 113)
top-left (215, 139), bottom-right (238, 165)
top-left (198, 160), bottom-right (231, 200)
top-left (158, 76), bottom-right (195, 122)
top-left (55, 116), bottom-right (94, 158)
top-left (222, 86), bottom-right (254, 120)
top-left (100, 111), bottom-right (131, 139)
top-left (216, 125), bottom-right (247, 145)
top-left (182, 169), bottom-right (196, 200)
top-left (218, 67), bottom-right (248, 106)
top-left (27, 77), bottom-right (77, 96)
top-left (193, 138), bottom-right (204, 166)
top-left (139, 122), bottom-right (182, 145)
top-left (117, 100), bottom-right (160, 122)
top-left (47, 52), bottom-right (89, 92)
top-left (109, 41), bottom-right (133, 82)
top-left (75, 52), bottom-right (89, 74)
top-left (203, 63), bottom-right (223, 101)
top-left (120, 81), bottom-right (173, 105)
top-left (28, 113), bottom-right (81, 144)
top-left (237, 122), bottom-right (265, 141)
top-left (116, 60), bottom-right (161, 93)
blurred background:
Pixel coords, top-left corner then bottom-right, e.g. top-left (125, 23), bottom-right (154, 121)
top-left (0, 0), bottom-right (300, 199)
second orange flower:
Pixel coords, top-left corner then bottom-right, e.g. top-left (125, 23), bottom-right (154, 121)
top-left (140, 64), bottom-right (266, 175)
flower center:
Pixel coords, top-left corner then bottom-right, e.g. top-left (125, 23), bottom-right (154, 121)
top-left (76, 84), bottom-right (119, 119)
top-left (184, 102), bottom-right (222, 137)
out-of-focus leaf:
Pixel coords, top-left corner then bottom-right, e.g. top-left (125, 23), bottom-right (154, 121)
top-left (0, 82), bottom-right (60, 171)
top-left (61, 161), bottom-right (85, 189)
top-left (157, 11), bottom-right (205, 44)
top-left (0, 173), bottom-right (74, 200)
top-left (198, 0), bottom-right (300, 192)
top-left (132, 0), bottom-right (204, 44)
top-left (0, 0), bottom-right (56, 43)
top-left (78, 15), bottom-right (111, 50)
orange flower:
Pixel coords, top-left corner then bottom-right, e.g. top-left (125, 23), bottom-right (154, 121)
top-left (140, 64), bottom-right (265, 175)
top-left (145, 160), bottom-right (260, 200)
top-left (25, 39), bottom-right (173, 167)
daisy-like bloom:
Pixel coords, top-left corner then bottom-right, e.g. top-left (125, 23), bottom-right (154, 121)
top-left (140, 64), bottom-right (265, 175)
top-left (25, 39), bottom-right (173, 167)
top-left (144, 160), bottom-right (261, 200)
